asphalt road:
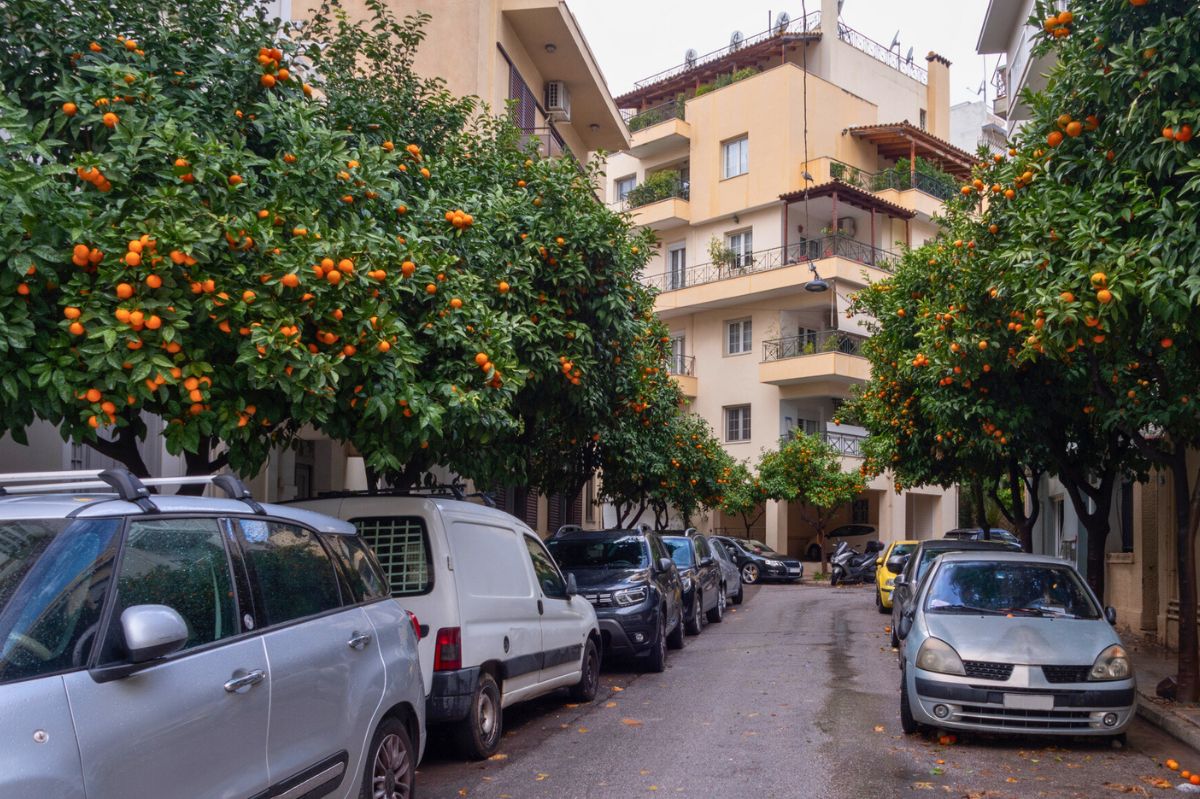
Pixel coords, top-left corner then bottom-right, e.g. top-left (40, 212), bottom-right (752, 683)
top-left (418, 583), bottom-right (1198, 799)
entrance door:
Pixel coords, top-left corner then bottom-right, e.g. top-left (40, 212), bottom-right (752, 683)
top-left (668, 244), bottom-right (687, 290)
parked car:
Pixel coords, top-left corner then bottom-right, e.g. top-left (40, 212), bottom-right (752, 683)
top-left (700, 532), bottom-right (744, 605)
top-left (546, 528), bottom-right (684, 673)
top-left (890, 539), bottom-right (1021, 648)
top-left (803, 523), bottom-right (878, 562)
top-left (875, 540), bottom-right (918, 613)
top-left (293, 490), bottom-right (601, 759)
top-left (711, 535), bottom-right (803, 584)
top-left (943, 527), bottom-right (1022, 548)
top-left (661, 534), bottom-right (723, 633)
top-left (0, 469), bottom-right (425, 799)
top-left (897, 551), bottom-right (1133, 740)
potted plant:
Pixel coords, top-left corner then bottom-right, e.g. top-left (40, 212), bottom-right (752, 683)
top-left (708, 236), bottom-right (738, 273)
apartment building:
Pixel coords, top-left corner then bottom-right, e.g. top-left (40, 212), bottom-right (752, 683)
top-left (976, 0), bottom-right (1060, 134)
top-left (603, 0), bottom-right (968, 557)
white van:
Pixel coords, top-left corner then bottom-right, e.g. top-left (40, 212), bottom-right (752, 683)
top-left (291, 494), bottom-right (602, 758)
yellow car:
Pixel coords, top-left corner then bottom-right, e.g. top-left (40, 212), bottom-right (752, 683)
top-left (875, 540), bottom-right (917, 613)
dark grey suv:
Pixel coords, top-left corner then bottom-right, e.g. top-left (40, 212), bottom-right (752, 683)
top-left (0, 469), bottom-right (425, 799)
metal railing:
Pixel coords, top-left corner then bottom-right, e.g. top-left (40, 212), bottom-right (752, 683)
top-left (627, 98), bottom-right (687, 132)
top-left (632, 10), bottom-right (821, 90)
top-left (761, 330), bottom-right (868, 361)
top-left (627, 177), bottom-right (690, 210)
top-left (519, 126), bottom-right (569, 159)
top-left (643, 237), bottom-right (894, 293)
top-left (779, 429), bottom-right (867, 457)
top-left (668, 354), bottom-right (695, 376)
top-left (827, 159), bottom-right (956, 201)
top-left (836, 23), bottom-right (928, 84)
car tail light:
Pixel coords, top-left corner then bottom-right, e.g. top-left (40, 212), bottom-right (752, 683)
top-left (405, 610), bottom-right (422, 642)
top-left (433, 627), bottom-right (462, 671)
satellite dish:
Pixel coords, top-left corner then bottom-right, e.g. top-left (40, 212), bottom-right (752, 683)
top-left (889, 31), bottom-right (901, 50)
top-left (684, 48), bottom-right (698, 68)
top-left (729, 30), bottom-right (744, 50)
top-left (837, 0), bottom-right (845, 13)
top-left (905, 46), bottom-right (914, 64)
top-left (775, 12), bottom-right (790, 34)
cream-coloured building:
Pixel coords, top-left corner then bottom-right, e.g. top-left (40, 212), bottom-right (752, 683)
top-left (602, 0), bottom-right (970, 558)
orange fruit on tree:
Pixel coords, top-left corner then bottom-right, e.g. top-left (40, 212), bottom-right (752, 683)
top-left (426, 283), bottom-right (437, 294)
top-left (326, 270), bottom-right (342, 285)
top-left (449, 297), bottom-right (463, 309)
top-left (145, 274), bottom-right (162, 289)
top-left (145, 315), bottom-right (162, 330)
top-left (1060, 291), bottom-right (1075, 302)
top-left (498, 280), bottom-right (510, 294)
top-left (69, 321), bottom-right (84, 336)
top-left (116, 283), bottom-right (134, 299)
top-left (64, 306), bottom-right (81, 319)
top-left (342, 344), bottom-right (356, 357)
top-left (1097, 289), bottom-right (1113, 304)
top-left (1047, 130), bottom-right (1063, 147)
top-left (85, 388), bottom-right (102, 403)
top-left (281, 273), bottom-right (299, 288)
top-left (377, 340), bottom-right (390, 353)
top-left (475, 352), bottom-right (489, 366)
top-left (1065, 120), bottom-right (1082, 137)
top-left (242, 290), bottom-right (256, 304)
top-left (1162, 337), bottom-right (1174, 349)
top-left (1179, 125), bottom-right (1194, 143)
top-left (1163, 126), bottom-right (1176, 140)
top-left (260, 74), bottom-right (276, 89)
top-left (228, 174), bottom-right (242, 185)
top-left (102, 112), bottom-right (118, 128)
top-left (337, 258), bottom-right (354, 273)
top-left (62, 102), bottom-right (77, 116)
top-left (401, 261), bottom-right (415, 277)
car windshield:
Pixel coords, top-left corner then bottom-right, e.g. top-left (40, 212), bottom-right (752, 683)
top-left (925, 561), bottom-right (1100, 619)
top-left (891, 543), bottom-right (916, 558)
top-left (736, 538), bottom-right (777, 556)
top-left (546, 536), bottom-right (649, 569)
top-left (0, 518), bottom-right (123, 685)
top-left (661, 537), bottom-right (695, 568)
top-left (916, 546), bottom-right (1001, 582)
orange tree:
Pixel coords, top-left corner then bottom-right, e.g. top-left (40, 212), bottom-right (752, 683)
top-left (0, 0), bottom-right (658, 497)
top-left (757, 433), bottom-right (865, 570)
top-left (718, 461), bottom-right (769, 537)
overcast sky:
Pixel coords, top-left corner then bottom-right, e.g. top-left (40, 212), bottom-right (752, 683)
top-left (571, 0), bottom-right (996, 107)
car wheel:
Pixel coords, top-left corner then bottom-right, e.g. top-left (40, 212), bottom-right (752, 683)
top-left (890, 621), bottom-right (900, 649)
top-left (830, 566), bottom-right (842, 586)
top-left (455, 672), bottom-right (502, 759)
top-left (569, 638), bottom-right (600, 701)
top-left (666, 607), bottom-right (686, 650)
top-left (732, 582), bottom-right (744, 605)
top-left (644, 615), bottom-right (667, 672)
top-left (741, 563), bottom-right (760, 584)
top-left (685, 592), bottom-right (703, 635)
top-left (362, 717), bottom-right (415, 799)
top-left (900, 669), bottom-right (920, 735)
top-left (707, 587), bottom-right (726, 623)
top-left (876, 589), bottom-right (890, 614)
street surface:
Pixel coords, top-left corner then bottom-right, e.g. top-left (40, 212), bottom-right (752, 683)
top-left (419, 584), bottom-right (1194, 798)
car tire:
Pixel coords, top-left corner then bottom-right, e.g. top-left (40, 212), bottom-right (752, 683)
top-left (455, 672), bottom-right (503, 759)
top-left (890, 622), bottom-right (900, 649)
top-left (685, 592), bottom-right (703, 636)
top-left (569, 638), bottom-right (600, 702)
top-left (666, 608), bottom-right (686, 650)
top-left (707, 587), bottom-right (726, 623)
top-left (644, 615), bottom-right (667, 672)
top-left (830, 567), bottom-right (842, 586)
top-left (876, 589), bottom-right (890, 614)
top-left (900, 669), bottom-right (920, 735)
top-left (362, 717), bottom-right (415, 799)
top-left (732, 583), bottom-right (744, 605)
top-left (741, 563), bottom-right (760, 584)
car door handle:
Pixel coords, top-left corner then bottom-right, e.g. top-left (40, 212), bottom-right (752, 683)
top-left (537, 600), bottom-right (544, 616)
top-left (224, 669), bottom-right (266, 694)
top-left (348, 632), bottom-right (372, 650)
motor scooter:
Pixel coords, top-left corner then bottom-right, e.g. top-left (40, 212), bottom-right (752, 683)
top-left (829, 540), bottom-right (880, 585)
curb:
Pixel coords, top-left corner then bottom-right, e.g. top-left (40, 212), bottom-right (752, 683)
top-left (1136, 686), bottom-right (1200, 752)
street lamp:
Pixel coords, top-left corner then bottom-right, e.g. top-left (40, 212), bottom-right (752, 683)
top-left (805, 261), bottom-right (829, 292)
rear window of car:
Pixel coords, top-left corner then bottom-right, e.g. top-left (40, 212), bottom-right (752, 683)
top-left (661, 537), bottom-right (695, 568)
top-left (546, 536), bottom-right (649, 569)
top-left (351, 516), bottom-right (432, 597)
top-left (323, 534), bottom-right (390, 603)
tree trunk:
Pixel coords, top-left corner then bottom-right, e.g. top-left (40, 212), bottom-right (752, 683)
top-left (1170, 448), bottom-right (1200, 703)
top-left (971, 478), bottom-right (988, 532)
top-left (86, 419), bottom-right (150, 477)
top-left (1058, 467), bottom-right (1116, 604)
top-left (991, 462), bottom-right (1041, 552)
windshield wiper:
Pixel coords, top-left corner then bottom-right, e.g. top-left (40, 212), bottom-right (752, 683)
top-left (1004, 607), bottom-right (1076, 618)
top-left (929, 603), bottom-right (1006, 615)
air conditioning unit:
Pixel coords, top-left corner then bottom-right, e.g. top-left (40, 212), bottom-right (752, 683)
top-left (836, 217), bottom-right (857, 237)
top-left (544, 80), bottom-right (571, 121)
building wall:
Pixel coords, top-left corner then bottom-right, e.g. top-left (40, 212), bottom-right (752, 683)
top-left (950, 100), bottom-right (1008, 155)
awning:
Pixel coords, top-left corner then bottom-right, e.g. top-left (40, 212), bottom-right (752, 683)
top-left (780, 180), bottom-right (916, 220)
top-left (844, 122), bottom-right (975, 179)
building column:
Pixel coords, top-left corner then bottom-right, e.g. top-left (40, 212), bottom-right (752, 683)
top-left (765, 499), bottom-right (788, 554)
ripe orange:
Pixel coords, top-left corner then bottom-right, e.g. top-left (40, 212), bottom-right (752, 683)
top-left (475, 352), bottom-right (489, 366)
top-left (1163, 126), bottom-right (1176, 141)
top-left (1060, 291), bottom-right (1075, 302)
top-left (1047, 130), bottom-right (1063, 147)
top-left (401, 261), bottom-right (415, 277)
top-left (498, 280), bottom-right (511, 294)
top-left (69, 321), bottom-right (85, 336)
top-left (425, 283), bottom-right (437, 294)
top-left (228, 174), bottom-right (243, 185)
top-left (1169, 760), bottom-right (1181, 771)
top-left (64, 306), bottom-right (81, 319)
top-left (1179, 125), bottom-right (1194, 143)
top-left (377, 340), bottom-right (391, 353)
top-left (145, 315), bottom-right (162, 330)
top-left (145, 274), bottom-right (162, 289)
top-left (1097, 289), bottom-right (1113, 304)
top-left (281, 273), bottom-right (299, 288)
top-left (449, 297), bottom-right (463, 309)
top-left (1162, 337), bottom-right (1174, 349)
top-left (1065, 120), bottom-right (1082, 137)
top-left (116, 283), bottom-right (134, 299)
top-left (102, 112), bottom-right (118, 128)
top-left (62, 102), bottom-right (78, 116)
top-left (342, 344), bottom-right (356, 357)
top-left (337, 258), bottom-right (354, 273)
top-left (326, 270), bottom-right (342, 285)
top-left (242, 290), bottom-right (256, 304)
top-left (260, 74), bottom-right (276, 89)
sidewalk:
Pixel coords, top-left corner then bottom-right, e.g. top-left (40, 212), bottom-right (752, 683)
top-left (1128, 634), bottom-right (1200, 752)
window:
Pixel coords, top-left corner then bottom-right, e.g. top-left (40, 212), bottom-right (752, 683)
top-left (851, 499), bottom-right (870, 525)
top-left (668, 244), bottom-right (687, 290)
top-left (583, 480), bottom-right (596, 524)
top-left (725, 405), bottom-right (752, 442)
top-left (237, 520), bottom-right (342, 626)
top-left (722, 135), bottom-right (749, 178)
top-left (103, 518), bottom-right (237, 660)
top-left (726, 318), bottom-right (752, 355)
top-left (324, 534), bottom-right (390, 604)
top-left (693, 536), bottom-right (711, 559)
top-left (615, 175), bottom-right (636, 202)
top-left (0, 518), bottom-right (121, 684)
top-left (662, 537), bottom-right (695, 568)
top-left (508, 64), bottom-right (536, 134)
top-left (726, 229), bottom-right (753, 268)
top-left (919, 109), bottom-right (927, 130)
top-left (524, 536), bottom-right (568, 599)
top-left (352, 517), bottom-right (432, 597)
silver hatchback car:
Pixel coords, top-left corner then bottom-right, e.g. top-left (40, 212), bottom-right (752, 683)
top-left (0, 469), bottom-right (425, 799)
top-left (897, 551), bottom-right (1134, 740)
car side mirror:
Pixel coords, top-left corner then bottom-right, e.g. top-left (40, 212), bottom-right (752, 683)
top-left (1104, 606), bottom-right (1117, 625)
top-left (893, 574), bottom-right (907, 587)
top-left (657, 557), bottom-right (674, 575)
top-left (122, 605), bottom-right (189, 663)
top-left (886, 556), bottom-right (908, 572)
top-left (565, 573), bottom-right (579, 597)
top-left (701, 556), bottom-right (714, 567)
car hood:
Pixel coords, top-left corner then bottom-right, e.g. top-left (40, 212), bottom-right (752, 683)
top-left (748, 552), bottom-right (798, 565)
top-left (562, 567), bottom-right (651, 590)
top-left (924, 614), bottom-right (1119, 665)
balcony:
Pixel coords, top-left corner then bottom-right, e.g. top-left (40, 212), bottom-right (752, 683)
top-left (668, 354), bottom-right (697, 398)
top-left (799, 158), bottom-right (955, 219)
top-left (627, 114), bottom-right (690, 159)
top-left (759, 330), bottom-right (870, 388)
top-left (836, 24), bottom-right (927, 84)
top-left (627, 174), bottom-right (690, 231)
top-left (779, 429), bottom-right (868, 458)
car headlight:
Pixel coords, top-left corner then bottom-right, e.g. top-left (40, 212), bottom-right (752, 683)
top-left (764, 559), bottom-right (783, 567)
top-left (1089, 644), bottom-right (1131, 681)
top-left (613, 587), bottom-right (648, 607)
top-left (680, 575), bottom-right (692, 592)
top-left (915, 637), bottom-right (966, 676)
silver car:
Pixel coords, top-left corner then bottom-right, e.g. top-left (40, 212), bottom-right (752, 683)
top-left (0, 469), bottom-right (425, 799)
top-left (699, 533), bottom-right (744, 605)
top-left (897, 551), bottom-right (1134, 740)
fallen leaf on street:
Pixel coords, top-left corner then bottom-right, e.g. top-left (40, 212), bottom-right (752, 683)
top-left (535, 773), bottom-right (549, 782)
top-left (1005, 778), bottom-right (1018, 783)
top-left (648, 786), bottom-right (658, 792)
top-left (639, 770), bottom-right (651, 776)
top-left (577, 727), bottom-right (589, 733)
top-left (612, 686), bottom-right (624, 692)
top-left (487, 753), bottom-right (508, 761)
top-left (873, 725), bottom-right (885, 733)
top-left (622, 718), bottom-right (643, 727)
top-left (1102, 784), bottom-right (1148, 795)
top-left (1139, 775), bottom-right (1172, 789)
top-left (605, 702), bottom-right (617, 708)
top-left (912, 782), bottom-right (933, 790)
top-left (457, 790), bottom-right (468, 797)
top-left (564, 703), bottom-right (579, 709)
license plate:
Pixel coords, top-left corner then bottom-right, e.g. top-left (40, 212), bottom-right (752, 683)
top-left (1003, 693), bottom-right (1054, 711)
top-left (787, 567), bottom-right (801, 574)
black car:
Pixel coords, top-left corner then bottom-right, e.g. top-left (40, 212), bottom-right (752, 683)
top-left (889, 538), bottom-right (1022, 648)
top-left (711, 535), bottom-right (803, 584)
top-left (943, 527), bottom-right (1022, 548)
top-left (546, 529), bottom-right (685, 672)
top-left (661, 534), bottom-right (723, 634)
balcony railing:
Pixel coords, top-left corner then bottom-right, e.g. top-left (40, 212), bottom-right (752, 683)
top-left (761, 330), bottom-right (868, 362)
top-left (627, 98), bottom-right (687, 132)
top-left (779, 429), bottom-right (867, 457)
top-left (520, 126), bottom-right (569, 159)
top-left (836, 23), bottom-right (928, 84)
top-left (828, 159), bottom-right (956, 201)
top-left (643, 237), bottom-right (895, 293)
top-left (626, 176), bottom-right (690, 210)
top-left (668, 354), bottom-right (695, 376)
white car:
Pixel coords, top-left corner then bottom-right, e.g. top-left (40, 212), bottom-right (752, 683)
top-left (291, 493), bottom-right (602, 759)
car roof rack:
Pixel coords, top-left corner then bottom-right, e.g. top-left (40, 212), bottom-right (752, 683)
top-left (299, 483), bottom-right (494, 505)
top-left (0, 468), bottom-right (261, 514)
